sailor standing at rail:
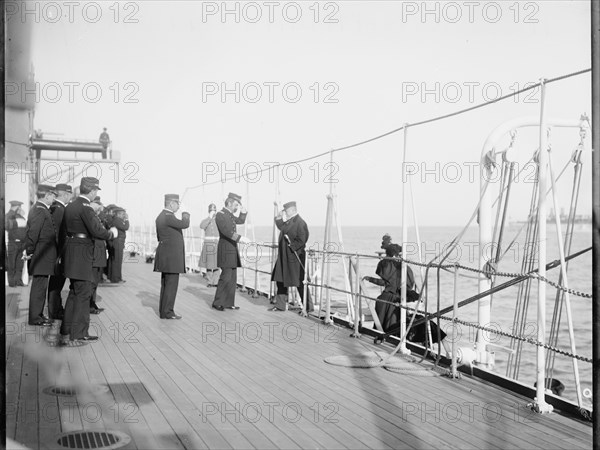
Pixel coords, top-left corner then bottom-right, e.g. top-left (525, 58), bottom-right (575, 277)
top-left (5, 200), bottom-right (27, 287)
top-left (211, 193), bottom-right (249, 311)
top-left (199, 203), bottom-right (220, 287)
top-left (154, 194), bottom-right (190, 319)
top-left (47, 183), bottom-right (73, 320)
top-left (59, 177), bottom-right (117, 342)
top-left (24, 185), bottom-right (58, 326)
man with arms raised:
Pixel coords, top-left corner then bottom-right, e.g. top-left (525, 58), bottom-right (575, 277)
top-left (212, 193), bottom-right (249, 311)
top-left (154, 194), bottom-right (190, 319)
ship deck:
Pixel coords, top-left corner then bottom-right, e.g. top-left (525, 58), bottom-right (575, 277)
top-left (6, 260), bottom-right (593, 450)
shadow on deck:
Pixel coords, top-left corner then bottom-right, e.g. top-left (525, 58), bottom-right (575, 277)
top-left (5, 261), bottom-right (593, 449)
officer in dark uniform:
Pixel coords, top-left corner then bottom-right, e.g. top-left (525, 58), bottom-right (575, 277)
top-left (212, 192), bottom-right (249, 311)
top-left (24, 185), bottom-right (58, 326)
top-left (103, 204), bottom-right (116, 282)
top-left (47, 183), bottom-right (73, 319)
top-left (5, 200), bottom-right (27, 287)
top-left (60, 177), bottom-right (116, 342)
top-left (90, 197), bottom-right (107, 314)
top-left (154, 194), bottom-right (190, 319)
top-left (108, 206), bottom-right (129, 283)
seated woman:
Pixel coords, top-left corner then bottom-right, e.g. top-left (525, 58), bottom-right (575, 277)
top-left (365, 238), bottom-right (448, 353)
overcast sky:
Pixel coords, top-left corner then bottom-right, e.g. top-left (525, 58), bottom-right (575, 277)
top-left (23, 0), bottom-right (592, 227)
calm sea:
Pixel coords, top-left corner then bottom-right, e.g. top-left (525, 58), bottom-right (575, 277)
top-left (130, 223), bottom-right (593, 406)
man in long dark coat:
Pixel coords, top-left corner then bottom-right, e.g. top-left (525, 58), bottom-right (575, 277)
top-left (47, 183), bottom-right (73, 320)
top-left (59, 177), bottom-right (116, 342)
top-left (270, 201), bottom-right (312, 312)
top-left (154, 194), bottom-right (190, 319)
top-left (24, 185), bottom-right (58, 326)
top-left (5, 200), bottom-right (27, 287)
top-left (212, 193), bottom-right (248, 311)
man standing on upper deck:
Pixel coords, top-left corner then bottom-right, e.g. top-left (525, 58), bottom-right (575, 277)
top-left (60, 177), bottom-right (117, 342)
top-left (99, 127), bottom-right (110, 159)
top-left (212, 193), bottom-right (250, 311)
top-left (154, 194), bottom-right (190, 319)
top-left (47, 183), bottom-right (73, 320)
top-left (24, 185), bottom-right (58, 326)
top-left (269, 201), bottom-right (313, 312)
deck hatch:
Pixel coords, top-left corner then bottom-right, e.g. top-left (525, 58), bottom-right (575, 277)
top-left (43, 385), bottom-right (110, 397)
top-left (56, 431), bottom-right (131, 449)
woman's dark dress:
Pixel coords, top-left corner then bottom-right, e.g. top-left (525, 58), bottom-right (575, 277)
top-left (373, 259), bottom-right (446, 343)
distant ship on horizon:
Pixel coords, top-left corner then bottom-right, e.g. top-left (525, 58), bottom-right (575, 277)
top-left (511, 208), bottom-right (592, 226)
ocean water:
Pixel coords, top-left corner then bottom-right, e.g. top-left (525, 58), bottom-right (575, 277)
top-left (129, 223), bottom-right (593, 406)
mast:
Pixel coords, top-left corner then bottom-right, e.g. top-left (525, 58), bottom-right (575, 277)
top-left (591, 0), bottom-right (599, 441)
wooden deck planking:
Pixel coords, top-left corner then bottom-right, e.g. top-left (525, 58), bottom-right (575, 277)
top-left (97, 290), bottom-right (260, 450)
top-left (6, 291), bottom-right (25, 441)
top-left (145, 317), bottom-right (369, 450)
top-left (107, 277), bottom-right (509, 450)
top-left (89, 327), bottom-right (172, 450)
top-left (89, 319), bottom-right (195, 450)
top-left (409, 365), bottom-right (592, 448)
top-left (101, 283), bottom-right (321, 450)
top-left (5, 261), bottom-right (593, 450)
top-left (118, 279), bottom-right (419, 449)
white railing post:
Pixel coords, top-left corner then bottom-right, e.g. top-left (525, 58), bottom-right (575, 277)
top-left (533, 79), bottom-right (553, 414)
top-left (400, 124), bottom-right (409, 354)
top-left (351, 254), bottom-right (361, 338)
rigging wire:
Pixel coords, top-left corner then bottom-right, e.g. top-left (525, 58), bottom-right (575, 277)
top-left (182, 68), bottom-right (592, 194)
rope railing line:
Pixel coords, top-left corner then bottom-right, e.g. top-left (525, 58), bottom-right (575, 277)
top-left (182, 68), bottom-right (592, 192)
top-left (302, 282), bottom-right (593, 364)
top-left (237, 243), bottom-right (593, 298)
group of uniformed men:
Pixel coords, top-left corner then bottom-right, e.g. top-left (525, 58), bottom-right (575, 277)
top-left (7, 177), bottom-right (131, 344)
top-left (153, 192), bottom-right (312, 318)
top-left (9, 180), bottom-right (314, 344)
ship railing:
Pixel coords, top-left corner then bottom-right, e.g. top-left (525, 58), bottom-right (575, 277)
top-left (231, 241), bottom-right (593, 414)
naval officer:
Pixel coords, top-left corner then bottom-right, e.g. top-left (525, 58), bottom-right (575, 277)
top-left (212, 193), bottom-right (249, 311)
top-left (47, 183), bottom-right (73, 320)
top-left (154, 194), bottom-right (190, 319)
top-left (60, 177), bottom-right (117, 342)
top-left (24, 185), bottom-right (58, 326)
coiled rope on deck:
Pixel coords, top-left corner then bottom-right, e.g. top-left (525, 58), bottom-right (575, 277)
top-left (324, 351), bottom-right (446, 376)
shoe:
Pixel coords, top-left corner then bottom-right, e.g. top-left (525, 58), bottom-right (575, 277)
top-left (29, 320), bottom-right (53, 327)
top-left (40, 315), bottom-right (51, 321)
top-left (90, 308), bottom-right (101, 314)
top-left (16, 281), bottom-right (25, 286)
top-left (75, 336), bottom-right (99, 342)
top-left (226, 306), bottom-right (240, 310)
top-left (118, 280), bottom-right (126, 283)
top-left (212, 305), bottom-right (225, 311)
top-left (269, 307), bottom-right (284, 312)
top-left (164, 314), bottom-right (182, 320)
